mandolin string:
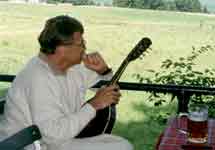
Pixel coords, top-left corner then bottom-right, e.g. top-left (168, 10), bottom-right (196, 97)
top-left (110, 59), bottom-right (129, 85)
top-left (102, 59), bottom-right (129, 133)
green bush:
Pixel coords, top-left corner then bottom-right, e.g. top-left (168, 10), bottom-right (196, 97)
top-left (133, 45), bottom-right (215, 117)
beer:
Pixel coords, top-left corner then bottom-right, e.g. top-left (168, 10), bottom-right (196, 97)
top-left (188, 116), bottom-right (208, 143)
top-left (187, 104), bottom-right (208, 144)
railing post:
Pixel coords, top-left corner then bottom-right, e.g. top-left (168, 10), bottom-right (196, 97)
top-left (176, 90), bottom-right (191, 113)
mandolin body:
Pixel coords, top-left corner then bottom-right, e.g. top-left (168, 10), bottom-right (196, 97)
top-left (76, 105), bottom-right (116, 138)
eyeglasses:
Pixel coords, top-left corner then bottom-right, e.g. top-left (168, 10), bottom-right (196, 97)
top-left (61, 39), bottom-right (86, 49)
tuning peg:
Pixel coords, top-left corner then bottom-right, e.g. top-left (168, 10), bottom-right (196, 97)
top-left (141, 53), bottom-right (146, 57)
top-left (139, 55), bottom-right (145, 59)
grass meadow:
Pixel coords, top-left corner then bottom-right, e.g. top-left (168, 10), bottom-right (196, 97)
top-left (1, 2), bottom-right (215, 149)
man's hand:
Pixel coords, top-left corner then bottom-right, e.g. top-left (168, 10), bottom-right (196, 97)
top-left (83, 52), bottom-right (110, 74)
top-left (89, 84), bottom-right (121, 110)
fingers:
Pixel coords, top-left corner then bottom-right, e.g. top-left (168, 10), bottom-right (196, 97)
top-left (108, 94), bottom-right (121, 104)
top-left (102, 84), bottom-right (121, 104)
top-left (83, 52), bottom-right (101, 65)
top-left (91, 85), bottom-right (121, 110)
top-left (105, 84), bottom-right (120, 91)
top-left (103, 91), bottom-right (120, 97)
top-left (82, 52), bottom-right (110, 75)
top-left (99, 84), bottom-right (120, 94)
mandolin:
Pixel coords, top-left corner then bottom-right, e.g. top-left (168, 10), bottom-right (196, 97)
top-left (76, 37), bottom-right (152, 138)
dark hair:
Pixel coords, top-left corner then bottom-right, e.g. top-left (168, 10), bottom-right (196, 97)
top-left (38, 15), bottom-right (84, 54)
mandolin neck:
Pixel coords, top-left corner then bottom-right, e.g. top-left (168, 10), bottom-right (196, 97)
top-left (108, 37), bottom-right (152, 85)
top-left (109, 58), bottom-right (130, 85)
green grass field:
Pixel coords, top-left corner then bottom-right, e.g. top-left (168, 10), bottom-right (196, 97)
top-left (1, 2), bottom-right (215, 149)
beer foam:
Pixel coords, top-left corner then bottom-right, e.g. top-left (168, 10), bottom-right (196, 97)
top-left (189, 111), bottom-right (207, 122)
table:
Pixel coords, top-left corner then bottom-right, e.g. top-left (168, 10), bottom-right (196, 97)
top-left (157, 117), bottom-right (215, 150)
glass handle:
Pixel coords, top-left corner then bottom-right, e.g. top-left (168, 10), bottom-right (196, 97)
top-left (176, 113), bottom-right (188, 135)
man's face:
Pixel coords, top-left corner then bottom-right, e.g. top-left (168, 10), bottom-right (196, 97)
top-left (57, 32), bottom-right (86, 70)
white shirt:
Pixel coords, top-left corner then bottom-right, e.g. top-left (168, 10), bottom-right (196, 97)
top-left (1, 56), bottom-right (108, 146)
top-left (0, 56), bottom-right (133, 150)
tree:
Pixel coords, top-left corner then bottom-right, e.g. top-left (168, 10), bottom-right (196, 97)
top-left (140, 0), bottom-right (149, 9)
top-left (175, 0), bottom-right (202, 12)
top-left (113, 0), bottom-right (165, 9)
top-left (149, 0), bottom-right (165, 10)
top-left (165, 1), bottom-right (177, 11)
top-left (64, 0), bottom-right (95, 5)
top-left (175, 0), bottom-right (189, 11)
top-left (113, 0), bottom-right (129, 7)
top-left (203, 6), bottom-right (209, 13)
top-left (129, 0), bottom-right (145, 9)
top-left (113, 0), bottom-right (202, 12)
top-left (191, 0), bottom-right (201, 12)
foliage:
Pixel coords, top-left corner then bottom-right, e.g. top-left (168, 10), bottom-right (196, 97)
top-left (44, 0), bottom-right (208, 13)
top-left (203, 5), bottom-right (209, 13)
top-left (175, 0), bottom-right (201, 12)
top-left (128, 0), bottom-right (145, 9)
top-left (113, 0), bottom-right (204, 12)
top-left (164, 1), bottom-right (177, 10)
top-left (44, 0), bottom-right (210, 13)
top-left (47, 0), bottom-right (95, 5)
top-left (112, 0), bottom-right (129, 7)
top-left (133, 45), bottom-right (215, 117)
top-left (144, 0), bottom-right (165, 9)
top-left (113, 0), bottom-right (166, 9)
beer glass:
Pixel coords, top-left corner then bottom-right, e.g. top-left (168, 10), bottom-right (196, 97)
top-left (187, 104), bottom-right (208, 144)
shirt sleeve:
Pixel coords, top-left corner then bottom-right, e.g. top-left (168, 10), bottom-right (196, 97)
top-left (75, 64), bottom-right (113, 89)
top-left (28, 74), bottom-right (96, 145)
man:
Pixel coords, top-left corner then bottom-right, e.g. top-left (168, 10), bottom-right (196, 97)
top-left (1, 15), bottom-right (133, 150)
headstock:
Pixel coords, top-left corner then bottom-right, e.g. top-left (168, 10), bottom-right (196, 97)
top-left (127, 37), bottom-right (152, 62)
